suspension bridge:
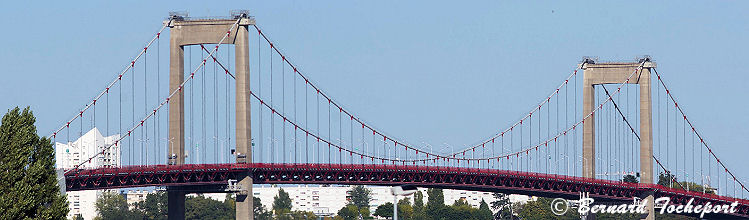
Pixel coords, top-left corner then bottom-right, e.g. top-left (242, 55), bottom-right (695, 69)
top-left (54, 11), bottom-right (749, 219)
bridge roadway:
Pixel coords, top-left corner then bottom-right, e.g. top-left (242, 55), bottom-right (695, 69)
top-left (65, 163), bottom-right (749, 219)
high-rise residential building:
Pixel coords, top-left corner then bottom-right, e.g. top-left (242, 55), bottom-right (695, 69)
top-left (55, 127), bottom-right (121, 220)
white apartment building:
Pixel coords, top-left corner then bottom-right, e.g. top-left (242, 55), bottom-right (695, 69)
top-left (123, 189), bottom-right (229, 207)
top-left (124, 189), bottom-right (151, 206)
top-left (55, 127), bottom-right (121, 220)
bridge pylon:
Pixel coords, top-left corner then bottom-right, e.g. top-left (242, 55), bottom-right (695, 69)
top-left (580, 58), bottom-right (656, 220)
top-left (166, 11), bottom-right (255, 220)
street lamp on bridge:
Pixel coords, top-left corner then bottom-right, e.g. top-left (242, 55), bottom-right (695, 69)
top-left (391, 185), bottom-right (417, 220)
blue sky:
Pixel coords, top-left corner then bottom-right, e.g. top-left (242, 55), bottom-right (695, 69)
top-left (1, 1), bottom-right (748, 184)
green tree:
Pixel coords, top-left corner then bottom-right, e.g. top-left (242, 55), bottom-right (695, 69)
top-left (623, 174), bottom-right (639, 183)
top-left (452, 199), bottom-right (470, 207)
top-left (658, 172), bottom-right (676, 187)
top-left (225, 194), bottom-right (236, 211)
top-left (677, 181), bottom-right (715, 194)
top-left (273, 206), bottom-right (318, 220)
top-left (349, 186), bottom-right (372, 209)
top-left (515, 197), bottom-right (578, 220)
top-left (253, 196), bottom-right (272, 220)
top-left (374, 202), bottom-right (393, 218)
top-left (477, 199), bottom-right (492, 220)
top-left (490, 193), bottom-right (512, 220)
top-left (336, 204), bottom-right (369, 220)
top-left (412, 191), bottom-right (428, 220)
top-left (398, 198), bottom-right (414, 220)
top-left (0, 107), bottom-right (69, 219)
top-left (657, 173), bottom-right (714, 194)
top-left (275, 209), bottom-right (292, 220)
top-left (135, 191), bottom-right (167, 220)
top-left (185, 195), bottom-right (234, 220)
top-left (288, 210), bottom-right (317, 219)
top-left (426, 189), bottom-right (444, 207)
top-left (95, 191), bottom-right (142, 220)
top-left (273, 188), bottom-right (293, 214)
top-left (445, 202), bottom-right (476, 219)
top-left (73, 214), bottom-right (84, 220)
top-left (596, 212), bottom-right (641, 220)
top-left (425, 188), bottom-right (445, 218)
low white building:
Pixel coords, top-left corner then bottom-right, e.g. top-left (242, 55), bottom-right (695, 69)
top-left (55, 127), bottom-right (121, 220)
top-left (124, 190), bottom-right (151, 206)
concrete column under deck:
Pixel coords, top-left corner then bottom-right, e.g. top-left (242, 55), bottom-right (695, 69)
top-left (167, 20), bottom-right (187, 220)
top-left (580, 59), bottom-right (656, 220)
top-left (166, 14), bottom-right (255, 220)
top-left (234, 24), bottom-right (253, 220)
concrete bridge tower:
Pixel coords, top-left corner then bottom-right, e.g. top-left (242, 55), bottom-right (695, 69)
top-left (581, 57), bottom-right (656, 220)
top-left (166, 12), bottom-right (255, 220)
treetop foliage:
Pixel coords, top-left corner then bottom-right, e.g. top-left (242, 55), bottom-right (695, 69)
top-left (0, 107), bottom-right (69, 219)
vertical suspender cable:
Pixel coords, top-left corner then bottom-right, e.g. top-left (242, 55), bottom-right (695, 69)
top-left (326, 99), bottom-right (333, 166)
top-left (258, 32), bottom-right (263, 164)
top-left (93, 93), bottom-right (96, 164)
top-left (270, 44), bottom-right (274, 163)
top-left (519, 117), bottom-right (522, 172)
top-left (565, 79), bottom-right (568, 177)
top-left (317, 89), bottom-right (320, 164)
top-left (657, 74), bottom-right (661, 176)
top-left (574, 70), bottom-right (577, 176)
top-left (350, 115), bottom-right (353, 165)
top-left (294, 63), bottom-right (298, 164)
top-left (202, 47), bottom-right (206, 164)
top-left (214, 49), bottom-right (218, 163)
top-left (106, 77), bottom-right (109, 165)
top-left (605, 86), bottom-right (609, 179)
top-left (131, 61), bottom-right (135, 166)
top-left (665, 84), bottom-right (672, 187)
top-left (226, 45), bottom-right (230, 163)
top-left (157, 33), bottom-right (160, 165)
top-left (189, 46), bottom-right (193, 164)
top-left (144, 46), bottom-right (147, 165)
top-left (339, 107), bottom-right (342, 167)
top-left (305, 73), bottom-right (309, 164)
top-left (682, 105), bottom-right (686, 187)
top-left (675, 94), bottom-right (678, 185)
top-left (282, 57), bottom-right (286, 164)
top-left (119, 66), bottom-right (122, 166)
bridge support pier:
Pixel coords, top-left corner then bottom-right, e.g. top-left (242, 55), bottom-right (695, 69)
top-left (234, 17), bottom-right (253, 220)
top-left (166, 12), bottom-right (255, 220)
top-left (581, 58), bottom-right (656, 220)
top-left (235, 173), bottom-right (253, 220)
top-left (167, 191), bottom-right (186, 220)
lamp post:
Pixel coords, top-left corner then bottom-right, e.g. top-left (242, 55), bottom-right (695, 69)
top-left (391, 185), bottom-right (417, 220)
top-left (438, 144), bottom-right (451, 168)
top-left (612, 159), bottom-right (626, 181)
top-left (441, 143), bottom-right (454, 168)
top-left (422, 141), bottom-right (433, 158)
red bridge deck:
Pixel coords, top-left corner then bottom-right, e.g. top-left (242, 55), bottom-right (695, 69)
top-left (65, 163), bottom-right (749, 219)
